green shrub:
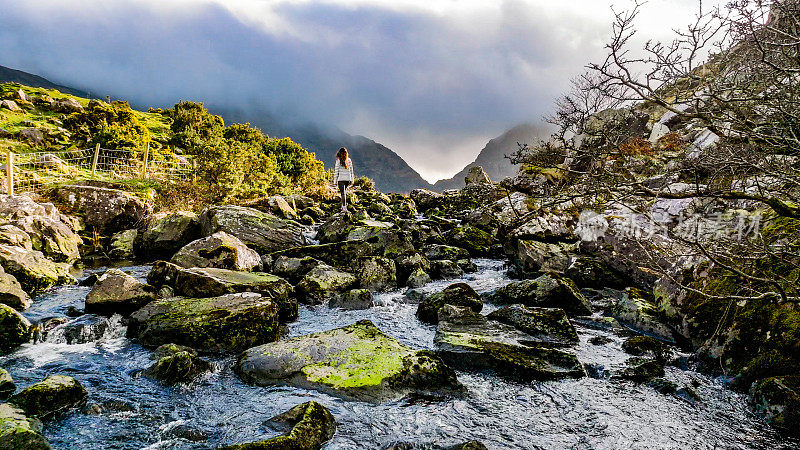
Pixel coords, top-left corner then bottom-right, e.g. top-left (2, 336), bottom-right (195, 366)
top-left (162, 101), bottom-right (224, 153)
top-left (64, 100), bottom-right (150, 150)
top-left (353, 176), bottom-right (375, 191)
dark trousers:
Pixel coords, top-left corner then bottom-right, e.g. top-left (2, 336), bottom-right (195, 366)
top-left (338, 181), bottom-right (349, 208)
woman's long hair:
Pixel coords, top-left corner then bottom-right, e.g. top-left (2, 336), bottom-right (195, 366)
top-left (336, 147), bottom-right (349, 168)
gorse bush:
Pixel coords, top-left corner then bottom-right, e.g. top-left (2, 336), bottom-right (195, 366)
top-left (64, 100), bottom-right (149, 150)
top-left (353, 176), bottom-right (376, 191)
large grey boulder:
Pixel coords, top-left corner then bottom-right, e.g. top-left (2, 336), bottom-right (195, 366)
top-left (0, 304), bottom-right (31, 355)
top-left (487, 275), bottom-right (592, 316)
top-left (465, 166), bottom-right (492, 185)
top-left (236, 320), bottom-right (464, 402)
top-left (54, 185), bottom-right (147, 233)
top-left (84, 269), bottom-right (156, 316)
top-left (10, 216), bottom-right (81, 263)
top-left (487, 304), bottom-right (579, 346)
top-left (295, 264), bottom-right (358, 305)
top-left (0, 266), bottom-right (30, 310)
top-left (609, 287), bottom-right (675, 343)
top-left (127, 292), bottom-right (280, 353)
top-left (9, 375), bottom-right (87, 418)
top-left (506, 240), bottom-right (574, 274)
top-left (136, 211), bottom-right (200, 259)
top-left (170, 231), bottom-right (260, 271)
top-left (0, 245), bottom-right (72, 293)
top-left (200, 205), bottom-right (306, 253)
top-left (0, 225), bottom-right (33, 250)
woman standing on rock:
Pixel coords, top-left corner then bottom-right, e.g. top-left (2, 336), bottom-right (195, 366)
top-left (334, 147), bottom-right (355, 212)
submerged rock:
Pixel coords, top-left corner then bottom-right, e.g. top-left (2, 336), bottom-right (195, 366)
top-left (613, 358), bottom-right (665, 383)
top-left (0, 403), bottom-right (50, 450)
top-left (621, 336), bottom-right (673, 364)
top-left (0, 369), bottom-right (14, 400)
top-left (417, 282), bottom-right (483, 324)
top-left (143, 348), bottom-right (213, 385)
top-left (200, 205), bottom-right (306, 253)
top-left (434, 307), bottom-right (584, 381)
top-left (236, 320), bottom-right (464, 402)
top-left (170, 231), bottom-right (261, 272)
top-left (220, 401), bottom-right (336, 450)
top-left (487, 305), bottom-right (579, 346)
top-left (448, 442), bottom-right (489, 450)
top-left (9, 375), bottom-right (87, 418)
top-left (41, 314), bottom-right (122, 345)
top-left (84, 269), bottom-right (156, 316)
top-left (0, 304), bottom-right (32, 355)
top-left (127, 292), bottom-right (280, 353)
top-left (487, 275), bottom-right (592, 316)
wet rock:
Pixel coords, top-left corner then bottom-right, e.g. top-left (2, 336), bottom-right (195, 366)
top-left (272, 241), bottom-right (373, 272)
top-left (609, 288), bottom-right (675, 343)
top-left (457, 259), bottom-right (478, 273)
top-left (434, 307), bottom-right (584, 381)
top-left (487, 275), bottom-right (592, 316)
top-left (0, 403), bottom-right (50, 450)
top-left (448, 441), bottom-right (489, 450)
top-left (136, 211), bottom-right (200, 259)
top-left (0, 304), bottom-right (31, 355)
top-left (487, 305), bottom-right (579, 346)
top-left (417, 282), bottom-right (483, 324)
top-left (356, 256), bottom-right (396, 291)
top-left (53, 184), bottom-right (147, 233)
top-left (170, 231), bottom-right (261, 272)
top-left (271, 256), bottom-right (320, 284)
top-left (405, 268), bottom-right (432, 288)
top-left (506, 240), bottom-right (573, 274)
top-left (0, 369), bottom-right (14, 400)
top-left (9, 375), bottom-right (87, 418)
top-left (565, 257), bottom-right (629, 289)
top-left (236, 320), bottom-right (464, 402)
top-left (108, 229), bottom-right (136, 260)
top-left (127, 292), bottom-right (280, 353)
top-left (613, 358), bottom-right (665, 383)
top-left (329, 289), bottom-right (373, 310)
top-left (85, 269), bottom-right (156, 316)
top-left (394, 252), bottom-right (431, 285)
top-left (430, 260), bottom-right (463, 279)
top-left (649, 378), bottom-right (678, 395)
top-left (220, 401), bottom-right (336, 450)
top-left (77, 273), bottom-right (98, 287)
top-left (295, 264), bottom-right (358, 305)
top-left (0, 265), bottom-right (30, 310)
top-left (749, 375), bottom-right (800, 433)
top-left (150, 343), bottom-right (197, 359)
top-left (11, 216), bottom-right (82, 264)
top-left (423, 244), bottom-right (470, 262)
top-left (445, 225), bottom-right (493, 257)
top-left (199, 205), bottom-right (306, 253)
top-left (0, 244), bottom-right (72, 293)
top-left (42, 314), bottom-right (122, 344)
top-left (589, 336), bottom-right (613, 345)
top-left (143, 350), bottom-right (213, 385)
top-left (172, 267), bottom-right (297, 322)
top-left (621, 336), bottom-right (673, 364)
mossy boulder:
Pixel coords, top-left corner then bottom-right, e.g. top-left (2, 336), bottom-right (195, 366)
top-left (430, 260), bottom-right (463, 280)
top-left (270, 256), bottom-right (321, 284)
top-left (295, 264), bottom-right (358, 305)
top-left (220, 401), bottom-right (336, 450)
top-left (0, 244), bottom-right (72, 293)
top-left (749, 375), bottom-right (800, 434)
top-left (9, 375), bottom-right (87, 418)
top-left (142, 350), bottom-right (213, 385)
top-left (11, 216), bottom-right (82, 264)
top-left (170, 231), bottom-right (261, 271)
top-left (172, 267), bottom-right (297, 322)
top-left (610, 288), bottom-right (674, 343)
top-left (487, 275), bottom-right (592, 316)
top-left (127, 292), bottom-right (280, 353)
top-left (487, 305), bottom-right (579, 346)
top-left (410, 189), bottom-right (443, 212)
top-left (448, 442), bottom-right (488, 450)
top-left (329, 289), bottom-right (373, 310)
top-left (613, 358), bottom-right (665, 383)
top-left (406, 268), bottom-right (432, 288)
top-left (236, 320), bottom-right (464, 402)
top-left (271, 241), bottom-right (373, 272)
top-left (423, 245), bottom-right (470, 262)
top-left (506, 240), bottom-right (573, 275)
top-left (356, 256), bottom-right (396, 291)
top-left (417, 283), bottom-right (483, 324)
top-left (445, 225), bottom-right (493, 257)
top-left (0, 369), bottom-right (14, 400)
top-left (434, 307), bottom-right (584, 381)
top-left (0, 403), bottom-right (50, 450)
top-left (316, 212), bottom-right (358, 243)
top-left (0, 266), bottom-right (30, 310)
top-left (0, 304), bottom-right (31, 355)
top-left (136, 211), bottom-right (200, 259)
top-left (621, 336), bottom-right (673, 364)
top-left (394, 252), bottom-right (431, 285)
top-left (54, 184), bottom-right (147, 233)
top-left (84, 269), bottom-right (156, 316)
top-left (200, 205), bottom-right (306, 253)
top-left (565, 257), bottom-right (628, 289)
top-left (108, 229), bottom-right (136, 260)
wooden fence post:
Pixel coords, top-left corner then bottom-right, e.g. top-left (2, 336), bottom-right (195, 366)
top-left (192, 159), bottom-right (197, 183)
top-left (141, 142), bottom-right (150, 178)
top-left (6, 150), bottom-right (13, 196)
top-left (91, 144), bottom-right (100, 178)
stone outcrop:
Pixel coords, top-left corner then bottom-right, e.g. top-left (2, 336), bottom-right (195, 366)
top-left (200, 205), bottom-right (306, 253)
top-left (170, 231), bottom-right (261, 272)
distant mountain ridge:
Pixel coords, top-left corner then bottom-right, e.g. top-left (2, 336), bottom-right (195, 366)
top-left (434, 123), bottom-right (549, 191)
top-left (0, 64), bottom-right (93, 98)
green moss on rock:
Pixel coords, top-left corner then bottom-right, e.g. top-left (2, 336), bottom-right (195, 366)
top-left (9, 375), bottom-right (87, 418)
top-left (0, 403), bottom-right (50, 450)
top-left (0, 304), bottom-right (31, 355)
top-left (0, 369), bottom-right (14, 401)
top-left (220, 401), bottom-right (336, 450)
top-left (417, 283), bottom-right (483, 324)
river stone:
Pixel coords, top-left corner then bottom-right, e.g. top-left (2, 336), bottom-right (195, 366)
top-left (137, 211), bottom-right (200, 259)
top-left (612, 357), bottom-right (665, 382)
top-left (430, 260), bottom-right (464, 279)
top-left (0, 244), bottom-right (71, 293)
top-left (445, 225), bottom-right (493, 257)
top-left (9, 375), bottom-right (88, 418)
top-left (0, 304), bottom-right (31, 355)
top-left (127, 292), bottom-right (280, 353)
top-left (395, 252), bottom-right (431, 285)
top-left (487, 275), bottom-right (592, 316)
top-left (108, 229), bottom-right (136, 260)
top-left (53, 184), bottom-right (147, 233)
top-left (410, 189), bottom-right (444, 212)
top-left (449, 442), bottom-right (489, 450)
top-left (329, 289), bottom-right (373, 310)
top-left (0, 225), bottom-right (33, 250)
top-left (621, 336), bottom-right (673, 364)
top-left (609, 288), bottom-right (675, 343)
top-left (423, 245), bottom-right (470, 261)
top-left (0, 403), bottom-right (50, 450)
top-left (0, 369), bottom-right (14, 400)
top-left (11, 216), bottom-right (82, 264)
top-left (171, 231), bottom-right (261, 271)
top-left (143, 351), bottom-right (213, 385)
top-left (487, 305), bottom-right (579, 346)
top-left (85, 269), bottom-right (156, 316)
top-left (200, 205), bottom-right (306, 253)
top-left (406, 268), bottom-right (432, 288)
top-left (41, 314), bottom-right (122, 345)
top-left (356, 256), bottom-right (396, 291)
top-left (173, 268), bottom-right (297, 322)
top-left (270, 256), bottom-right (320, 284)
top-left (564, 257), bottom-right (629, 289)
top-left (434, 307), bottom-right (585, 381)
top-left (749, 375), bottom-right (800, 433)
top-left (295, 264), bottom-right (358, 305)
top-left (236, 320), bottom-right (464, 402)
top-left (220, 401), bottom-right (336, 450)
top-left (0, 266), bottom-right (30, 310)
top-left (417, 283), bottom-right (483, 324)
top-left (507, 240), bottom-right (573, 275)
top-left (271, 241), bottom-right (372, 272)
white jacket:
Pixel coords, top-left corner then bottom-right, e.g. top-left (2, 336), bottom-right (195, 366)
top-left (334, 158), bottom-right (354, 183)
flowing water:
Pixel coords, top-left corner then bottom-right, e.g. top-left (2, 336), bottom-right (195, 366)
top-left (2, 260), bottom-right (797, 449)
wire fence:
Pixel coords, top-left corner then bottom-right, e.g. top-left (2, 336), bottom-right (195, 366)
top-left (2, 144), bottom-right (195, 194)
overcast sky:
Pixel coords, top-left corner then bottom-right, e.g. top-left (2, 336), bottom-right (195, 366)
top-left (0, 0), bottom-right (719, 181)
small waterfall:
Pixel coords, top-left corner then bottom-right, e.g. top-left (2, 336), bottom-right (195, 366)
top-left (42, 314), bottom-right (125, 345)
